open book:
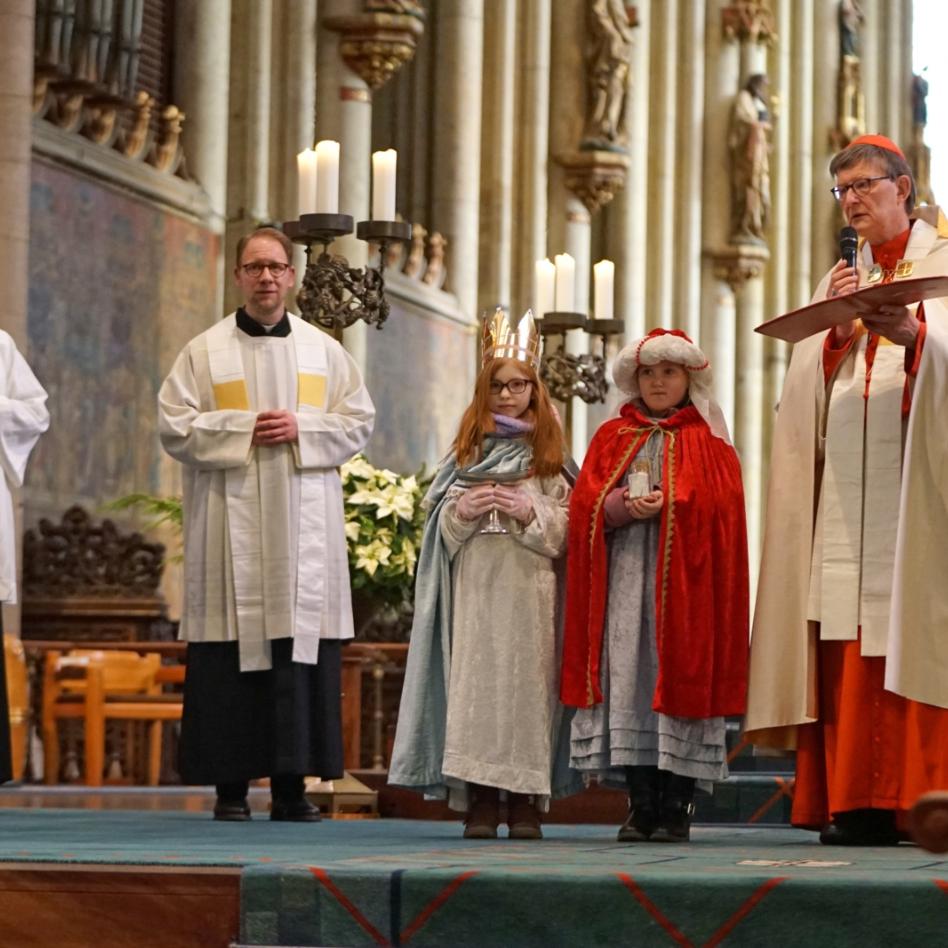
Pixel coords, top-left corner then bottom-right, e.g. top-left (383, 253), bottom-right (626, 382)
top-left (755, 275), bottom-right (948, 343)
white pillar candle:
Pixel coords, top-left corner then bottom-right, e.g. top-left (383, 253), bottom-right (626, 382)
top-left (553, 252), bottom-right (576, 312)
top-left (296, 148), bottom-right (318, 217)
top-left (315, 139), bottom-right (340, 214)
top-left (534, 258), bottom-right (555, 317)
top-left (371, 149), bottom-right (397, 221)
top-left (593, 259), bottom-right (615, 320)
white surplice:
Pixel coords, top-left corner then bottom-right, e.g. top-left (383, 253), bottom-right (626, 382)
top-left (158, 313), bottom-right (375, 671)
top-left (0, 331), bottom-right (49, 605)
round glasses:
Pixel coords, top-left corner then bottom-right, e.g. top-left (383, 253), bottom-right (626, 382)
top-left (830, 175), bottom-right (892, 202)
top-left (240, 261), bottom-right (291, 277)
top-left (489, 378), bottom-right (533, 395)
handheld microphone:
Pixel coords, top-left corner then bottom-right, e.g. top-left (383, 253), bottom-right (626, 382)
top-left (839, 226), bottom-right (858, 269)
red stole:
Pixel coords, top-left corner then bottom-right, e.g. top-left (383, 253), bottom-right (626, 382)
top-left (560, 402), bottom-right (749, 718)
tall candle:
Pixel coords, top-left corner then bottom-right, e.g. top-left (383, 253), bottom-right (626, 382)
top-left (315, 140), bottom-right (340, 214)
top-left (535, 258), bottom-right (555, 317)
top-left (593, 259), bottom-right (615, 320)
top-left (296, 148), bottom-right (318, 217)
top-left (372, 149), bottom-right (397, 220)
top-left (553, 253), bottom-right (576, 312)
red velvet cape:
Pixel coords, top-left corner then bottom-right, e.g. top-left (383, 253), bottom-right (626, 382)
top-left (560, 402), bottom-right (749, 718)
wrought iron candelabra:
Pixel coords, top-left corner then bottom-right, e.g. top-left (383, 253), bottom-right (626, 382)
top-left (283, 214), bottom-right (412, 339)
top-left (536, 312), bottom-right (624, 404)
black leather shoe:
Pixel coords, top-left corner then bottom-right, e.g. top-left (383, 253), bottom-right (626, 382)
top-left (617, 766), bottom-right (660, 842)
top-left (819, 810), bottom-right (899, 846)
top-left (213, 798), bottom-right (251, 821)
top-left (270, 798), bottom-right (322, 822)
top-left (651, 773), bottom-right (695, 843)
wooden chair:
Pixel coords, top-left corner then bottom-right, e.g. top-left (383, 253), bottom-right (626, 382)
top-left (41, 649), bottom-right (184, 786)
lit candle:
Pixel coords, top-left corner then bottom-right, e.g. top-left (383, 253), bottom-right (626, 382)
top-left (296, 148), bottom-right (318, 217)
top-left (593, 259), bottom-right (615, 320)
top-left (315, 140), bottom-right (340, 214)
top-left (372, 149), bottom-right (397, 221)
top-left (554, 253), bottom-right (576, 312)
top-left (535, 258), bottom-right (555, 317)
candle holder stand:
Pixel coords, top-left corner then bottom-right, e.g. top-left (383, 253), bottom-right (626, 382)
top-left (536, 312), bottom-right (624, 405)
top-left (284, 213), bottom-right (412, 339)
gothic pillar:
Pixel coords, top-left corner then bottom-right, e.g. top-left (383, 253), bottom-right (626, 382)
top-left (0, 0), bottom-right (34, 636)
top-left (225, 0), bottom-right (273, 315)
top-left (430, 0), bottom-right (485, 322)
top-left (512, 0), bottom-right (551, 319)
top-left (478, 0), bottom-right (516, 315)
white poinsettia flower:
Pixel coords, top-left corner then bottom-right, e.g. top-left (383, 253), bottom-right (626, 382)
top-left (342, 456), bottom-right (377, 480)
top-left (344, 521), bottom-right (361, 542)
top-left (347, 488), bottom-right (386, 508)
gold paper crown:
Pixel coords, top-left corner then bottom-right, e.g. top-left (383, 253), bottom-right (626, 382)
top-left (481, 307), bottom-right (542, 370)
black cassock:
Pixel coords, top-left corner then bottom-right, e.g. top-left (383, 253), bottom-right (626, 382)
top-left (178, 636), bottom-right (343, 784)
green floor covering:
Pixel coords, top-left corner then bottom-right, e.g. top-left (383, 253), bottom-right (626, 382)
top-left (0, 811), bottom-right (945, 946)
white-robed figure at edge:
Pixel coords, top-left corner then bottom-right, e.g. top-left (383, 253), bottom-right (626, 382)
top-left (0, 331), bottom-right (49, 783)
top-left (389, 309), bottom-right (574, 840)
top-left (158, 227), bottom-right (375, 822)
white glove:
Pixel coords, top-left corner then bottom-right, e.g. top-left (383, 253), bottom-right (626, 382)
top-left (492, 485), bottom-right (534, 525)
top-left (455, 484), bottom-right (495, 522)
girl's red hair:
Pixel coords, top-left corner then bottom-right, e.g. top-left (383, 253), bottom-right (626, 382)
top-left (453, 358), bottom-right (565, 477)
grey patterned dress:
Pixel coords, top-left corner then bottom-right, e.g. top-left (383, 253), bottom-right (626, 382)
top-left (569, 429), bottom-right (728, 787)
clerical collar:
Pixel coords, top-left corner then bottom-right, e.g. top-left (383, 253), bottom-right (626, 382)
top-left (236, 307), bottom-right (291, 337)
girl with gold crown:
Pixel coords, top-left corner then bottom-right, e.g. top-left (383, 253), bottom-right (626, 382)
top-left (389, 309), bottom-right (574, 839)
top-left (561, 329), bottom-right (749, 843)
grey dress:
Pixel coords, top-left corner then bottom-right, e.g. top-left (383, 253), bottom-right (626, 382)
top-left (569, 429), bottom-right (728, 787)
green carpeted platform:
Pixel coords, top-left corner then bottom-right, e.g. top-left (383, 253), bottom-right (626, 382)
top-left (0, 811), bottom-right (945, 946)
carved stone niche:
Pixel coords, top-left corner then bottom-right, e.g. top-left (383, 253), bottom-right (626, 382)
top-left (557, 149), bottom-right (631, 215)
top-left (325, 11), bottom-right (426, 91)
top-left (21, 506), bottom-right (172, 643)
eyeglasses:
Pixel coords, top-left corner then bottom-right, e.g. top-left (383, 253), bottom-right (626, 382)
top-left (489, 378), bottom-right (533, 395)
top-left (830, 176), bottom-right (892, 201)
top-left (240, 261), bottom-right (291, 277)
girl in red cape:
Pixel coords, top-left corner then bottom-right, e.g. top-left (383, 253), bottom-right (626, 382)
top-left (561, 329), bottom-right (749, 842)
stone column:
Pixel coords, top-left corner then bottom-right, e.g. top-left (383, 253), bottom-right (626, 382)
top-left (478, 0), bottom-right (516, 315)
top-left (608, 0), bottom-right (650, 343)
top-left (789, 0), bottom-right (814, 306)
top-left (674, 0), bottom-right (705, 342)
top-left (811, 0), bottom-right (837, 276)
top-left (701, 1), bottom-right (741, 434)
top-left (645, 0), bottom-right (679, 332)
top-left (512, 0), bottom-right (551, 318)
top-left (321, 0), bottom-right (373, 368)
top-left (174, 0), bottom-right (233, 321)
top-left (224, 0), bottom-right (273, 315)
top-left (430, 0), bottom-right (485, 322)
top-left (0, 0), bottom-right (34, 636)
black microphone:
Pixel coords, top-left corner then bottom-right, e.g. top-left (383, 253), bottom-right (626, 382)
top-left (839, 226), bottom-right (858, 269)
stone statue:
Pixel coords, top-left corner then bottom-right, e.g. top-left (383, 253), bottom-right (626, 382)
top-left (583, 0), bottom-right (635, 149)
top-left (913, 71), bottom-right (929, 128)
top-left (839, 0), bottom-right (864, 59)
top-left (728, 74), bottom-right (772, 245)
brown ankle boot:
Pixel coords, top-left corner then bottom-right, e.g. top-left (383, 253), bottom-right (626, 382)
top-left (507, 793), bottom-right (543, 840)
top-left (463, 785), bottom-right (500, 839)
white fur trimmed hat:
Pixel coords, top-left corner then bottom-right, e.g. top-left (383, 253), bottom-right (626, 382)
top-left (613, 328), bottom-right (731, 443)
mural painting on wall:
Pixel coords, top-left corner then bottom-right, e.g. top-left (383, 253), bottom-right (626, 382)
top-left (27, 161), bottom-right (218, 510)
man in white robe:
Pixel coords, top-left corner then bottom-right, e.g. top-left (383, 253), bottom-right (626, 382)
top-left (159, 227), bottom-right (374, 820)
top-left (0, 331), bottom-right (50, 782)
top-left (745, 135), bottom-right (948, 845)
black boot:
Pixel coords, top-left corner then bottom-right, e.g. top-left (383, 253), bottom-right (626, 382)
top-left (652, 772), bottom-right (695, 842)
top-left (819, 808), bottom-right (899, 846)
top-left (617, 766), bottom-right (660, 842)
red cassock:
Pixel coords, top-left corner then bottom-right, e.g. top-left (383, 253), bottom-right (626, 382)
top-left (560, 401), bottom-right (750, 718)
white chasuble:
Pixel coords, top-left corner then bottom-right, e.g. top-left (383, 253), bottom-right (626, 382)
top-left (0, 331), bottom-right (50, 604)
top-left (159, 313), bottom-right (375, 672)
